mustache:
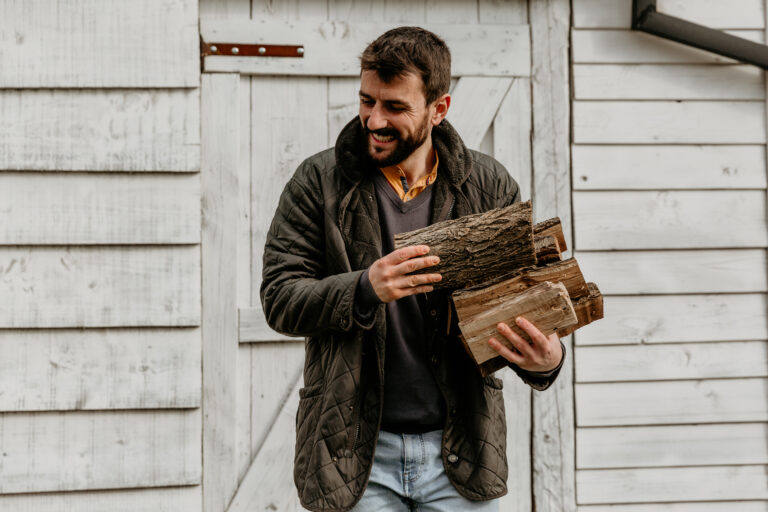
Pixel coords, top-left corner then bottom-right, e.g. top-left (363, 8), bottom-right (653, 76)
top-left (364, 126), bottom-right (399, 138)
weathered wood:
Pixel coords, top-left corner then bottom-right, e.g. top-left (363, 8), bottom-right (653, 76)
top-left (448, 77), bottom-right (512, 148)
top-left (239, 306), bottom-right (303, 342)
top-left (579, 502), bottom-right (768, 512)
top-left (393, 201), bottom-right (535, 290)
top-left (535, 216), bottom-right (567, 251)
top-left (577, 423), bottom-right (768, 469)
top-left (0, 410), bottom-right (201, 493)
top-left (577, 249), bottom-right (768, 294)
top-left (534, 235), bottom-right (562, 265)
top-left (572, 29), bottom-right (765, 64)
top-left (577, 293), bottom-right (768, 346)
top-left (0, 89), bottom-right (199, 172)
top-left (493, 77), bottom-right (532, 202)
top-left (577, 465), bottom-right (768, 504)
top-left (0, 246), bottom-right (200, 328)
top-left (328, 77), bottom-right (360, 145)
top-left (0, 0), bottom-right (198, 88)
top-left (458, 281), bottom-right (577, 365)
top-left (574, 101), bottom-right (766, 144)
top-left (453, 258), bottom-right (589, 318)
top-left (572, 145), bottom-right (767, 190)
top-left (574, 190), bottom-right (768, 250)
top-left (0, 173), bottom-right (200, 245)
top-left (576, 378), bottom-right (768, 426)
top-left (574, 64), bottom-right (765, 100)
top-left (0, 328), bottom-right (200, 412)
top-left (199, 0), bottom-right (250, 18)
top-left (201, 73), bottom-right (240, 512)
top-left (556, 283), bottom-right (603, 338)
top-left (573, 0), bottom-right (765, 29)
top-left (0, 487), bottom-right (202, 512)
top-left (201, 19), bottom-right (530, 77)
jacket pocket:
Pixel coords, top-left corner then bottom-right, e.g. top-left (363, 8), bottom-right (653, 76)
top-left (483, 375), bottom-right (504, 390)
top-left (297, 383), bottom-right (323, 429)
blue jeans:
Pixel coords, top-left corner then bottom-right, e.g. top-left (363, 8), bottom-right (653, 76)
top-left (350, 430), bottom-right (500, 512)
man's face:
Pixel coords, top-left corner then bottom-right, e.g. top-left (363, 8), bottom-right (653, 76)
top-left (358, 70), bottom-right (433, 167)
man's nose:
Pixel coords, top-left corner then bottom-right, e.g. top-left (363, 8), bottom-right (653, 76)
top-left (366, 104), bottom-right (387, 131)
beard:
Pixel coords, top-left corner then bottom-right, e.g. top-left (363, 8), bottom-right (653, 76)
top-left (363, 114), bottom-right (430, 167)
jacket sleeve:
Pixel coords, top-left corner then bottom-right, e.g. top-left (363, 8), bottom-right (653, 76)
top-left (260, 169), bottom-right (373, 337)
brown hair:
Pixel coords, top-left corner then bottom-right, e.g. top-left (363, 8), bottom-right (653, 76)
top-left (360, 26), bottom-right (451, 105)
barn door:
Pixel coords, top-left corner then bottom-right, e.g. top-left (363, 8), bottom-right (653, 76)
top-left (200, 2), bottom-right (537, 511)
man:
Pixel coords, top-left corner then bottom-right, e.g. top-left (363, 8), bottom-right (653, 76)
top-left (261, 27), bottom-right (565, 512)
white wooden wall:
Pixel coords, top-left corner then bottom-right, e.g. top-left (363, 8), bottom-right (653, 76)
top-left (0, 1), bottom-right (202, 510)
top-left (572, 0), bottom-right (768, 510)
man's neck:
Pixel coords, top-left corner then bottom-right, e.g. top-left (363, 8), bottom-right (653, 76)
top-left (384, 135), bottom-right (436, 186)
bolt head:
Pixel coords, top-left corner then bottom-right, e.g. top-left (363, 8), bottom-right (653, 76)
top-left (297, 47), bottom-right (305, 55)
top-left (258, 46), bottom-right (267, 55)
top-left (231, 47), bottom-right (239, 55)
top-left (210, 45), bottom-right (218, 53)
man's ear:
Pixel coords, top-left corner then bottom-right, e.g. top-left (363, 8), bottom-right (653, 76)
top-left (431, 94), bottom-right (451, 125)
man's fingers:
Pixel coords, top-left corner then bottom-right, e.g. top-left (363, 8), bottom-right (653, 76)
top-left (496, 322), bottom-right (533, 356)
top-left (514, 316), bottom-right (550, 346)
top-left (394, 255), bottom-right (441, 276)
top-left (388, 244), bottom-right (431, 264)
top-left (488, 337), bottom-right (523, 365)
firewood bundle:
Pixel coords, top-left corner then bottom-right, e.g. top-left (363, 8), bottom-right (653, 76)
top-left (394, 200), bottom-right (603, 376)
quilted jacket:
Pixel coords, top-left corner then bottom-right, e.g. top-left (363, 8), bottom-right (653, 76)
top-left (260, 118), bottom-right (563, 511)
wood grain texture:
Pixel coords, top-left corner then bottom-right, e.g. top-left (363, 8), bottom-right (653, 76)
top-left (0, 409), bottom-right (201, 493)
top-left (479, 0), bottom-right (528, 24)
top-left (573, 29), bottom-right (765, 64)
top-left (0, 486), bottom-right (202, 512)
top-left (499, 368), bottom-right (532, 512)
top-left (574, 64), bottom-right (765, 100)
top-left (201, 73), bottom-right (240, 512)
top-left (576, 341), bottom-right (768, 382)
top-left (0, 246), bottom-right (200, 328)
top-left (576, 249), bottom-right (768, 294)
top-left (0, 173), bottom-right (200, 244)
top-left (0, 89), bottom-right (199, 172)
top-left (201, 19), bottom-right (531, 77)
top-left (0, 0), bottom-right (198, 87)
top-left (578, 502), bottom-right (768, 512)
top-left (448, 77), bottom-right (512, 149)
top-left (577, 423), bottom-right (768, 468)
top-left (576, 378), bottom-right (768, 426)
top-left (239, 306), bottom-right (303, 342)
top-left (199, 0), bottom-right (250, 18)
top-left (573, 190), bottom-right (768, 250)
top-left (328, 77), bottom-right (360, 146)
top-left (572, 145), bottom-right (767, 190)
top-left (576, 293), bottom-right (768, 345)
top-left (574, 101), bottom-right (766, 144)
top-left (573, 0), bottom-right (765, 29)
top-left (577, 465), bottom-right (768, 504)
top-left (494, 78), bottom-right (532, 202)
top-left (530, 2), bottom-right (576, 511)
top-left (0, 328), bottom-right (200, 412)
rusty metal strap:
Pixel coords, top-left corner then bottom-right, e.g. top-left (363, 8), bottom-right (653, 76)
top-left (201, 41), bottom-right (304, 58)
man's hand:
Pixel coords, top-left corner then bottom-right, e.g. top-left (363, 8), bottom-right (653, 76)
top-left (488, 317), bottom-right (563, 372)
top-left (368, 245), bottom-right (441, 303)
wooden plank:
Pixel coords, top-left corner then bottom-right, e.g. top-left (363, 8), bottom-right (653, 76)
top-left (573, 190), bottom-right (768, 250)
top-left (228, 375), bottom-right (302, 512)
top-left (574, 101), bottom-right (765, 144)
top-left (576, 341), bottom-right (768, 382)
top-left (201, 19), bottom-right (531, 77)
top-left (576, 293), bottom-right (768, 346)
top-left (239, 306), bottom-right (302, 342)
top-left (572, 145), bottom-right (767, 190)
top-left (0, 89), bottom-right (199, 172)
top-left (0, 246), bottom-right (200, 328)
top-left (201, 73), bottom-right (240, 512)
top-left (0, 0), bottom-right (198, 88)
top-left (479, 0), bottom-right (528, 24)
top-left (577, 465), bottom-right (768, 504)
top-left (579, 502), bottom-right (768, 512)
top-left (573, 0), bottom-right (765, 29)
top-left (0, 173), bottom-right (200, 245)
top-left (574, 64), bottom-right (765, 100)
top-left (0, 486), bottom-right (202, 512)
top-left (494, 78), bottom-right (532, 201)
top-left (250, 76), bottom-right (328, 308)
top-left (576, 378), bottom-right (768, 426)
top-left (237, 76), bottom-right (252, 308)
top-left (573, 29), bottom-right (765, 64)
top-left (576, 249), bottom-right (768, 294)
top-left (577, 423), bottom-right (768, 468)
top-left (0, 328), bottom-right (200, 412)
top-left (530, 2), bottom-right (575, 511)
top-left (0, 409), bottom-right (201, 493)
top-left (252, 0), bottom-right (328, 20)
top-left (199, 0), bottom-right (251, 18)
top-left (328, 77), bottom-right (360, 146)
top-left (500, 369), bottom-right (532, 512)
top-left (448, 77), bottom-right (512, 149)
top-left (426, 0), bottom-right (477, 23)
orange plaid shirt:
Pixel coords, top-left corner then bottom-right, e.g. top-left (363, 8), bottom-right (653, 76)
top-left (378, 151), bottom-right (439, 202)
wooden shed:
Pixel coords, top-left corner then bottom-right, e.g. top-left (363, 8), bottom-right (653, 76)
top-left (0, 0), bottom-right (765, 511)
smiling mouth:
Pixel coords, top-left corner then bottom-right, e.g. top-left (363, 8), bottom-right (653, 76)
top-left (371, 132), bottom-right (396, 144)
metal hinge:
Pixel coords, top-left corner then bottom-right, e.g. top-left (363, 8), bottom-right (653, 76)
top-left (200, 39), bottom-right (304, 58)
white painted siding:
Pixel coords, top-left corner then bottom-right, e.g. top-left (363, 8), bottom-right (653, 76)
top-left (0, 0), bottom-right (202, 509)
top-left (572, 0), bottom-right (768, 509)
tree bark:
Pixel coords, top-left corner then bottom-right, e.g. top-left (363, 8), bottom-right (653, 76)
top-left (393, 201), bottom-right (535, 290)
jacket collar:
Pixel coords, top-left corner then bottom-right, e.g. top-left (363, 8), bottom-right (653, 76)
top-left (334, 117), bottom-right (473, 188)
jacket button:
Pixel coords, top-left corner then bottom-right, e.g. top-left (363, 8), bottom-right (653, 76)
top-left (447, 453), bottom-right (459, 464)
top-left (344, 449), bottom-right (352, 458)
top-left (430, 309), bottom-right (437, 317)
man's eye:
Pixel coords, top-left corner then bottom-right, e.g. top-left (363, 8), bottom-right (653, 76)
top-left (360, 98), bottom-right (374, 105)
top-left (388, 105), bottom-right (406, 112)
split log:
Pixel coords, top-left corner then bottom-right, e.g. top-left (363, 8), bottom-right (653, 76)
top-left (452, 258), bottom-right (589, 318)
top-left (535, 234), bottom-right (561, 265)
top-left (533, 217), bottom-right (567, 252)
top-left (458, 281), bottom-right (577, 365)
top-left (393, 201), bottom-right (536, 290)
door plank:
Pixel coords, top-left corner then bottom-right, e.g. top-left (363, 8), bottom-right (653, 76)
top-left (240, 306), bottom-right (302, 342)
top-left (0, 487), bottom-right (201, 512)
top-left (0, 328), bottom-right (200, 411)
top-left (578, 502), bottom-right (768, 512)
top-left (494, 78), bottom-right (532, 201)
top-left (449, 77), bottom-right (512, 149)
